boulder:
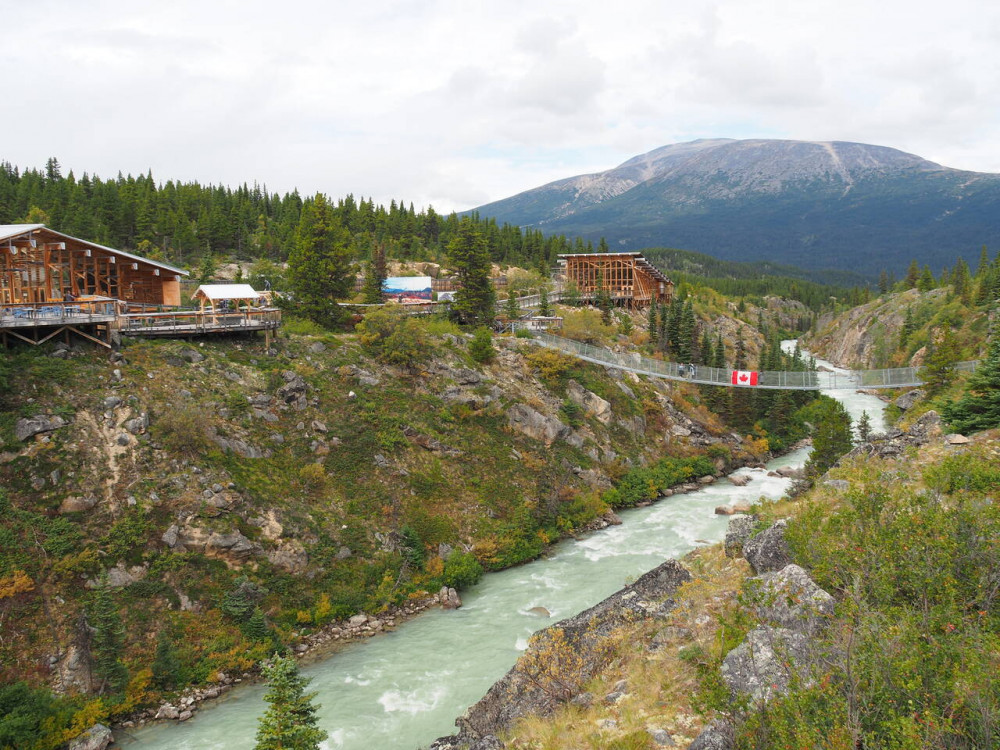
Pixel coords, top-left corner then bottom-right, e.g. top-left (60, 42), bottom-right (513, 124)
top-left (154, 704), bottom-right (180, 720)
top-left (688, 720), bottom-right (734, 750)
top-left (947, 433), bottom-right (971, 445)
top-left (205, 531), bottom-right (258, 559)
top-left (124, 412), bottom-right (149, 435)
top-left (178, 347), bottom-right (205, 364)
top-left (67, 724), bottom-right (113, 750)
top-left (721, 625), bottom-right (816, 704)
top-left (893, 388), bottom-right (924, 411)
top-left (823, 479), bottom-right (850, 492)
top-left (743, 519), bottom-right (792, 574)
top-left (566, 380), bottom-right (613, 424)
top-left (727, 473), bottom-right (751, 487)
top-left (15, 415), bottom-right (68, 441)
top-left (266, 542), bottom-right (309, 573)
top-left (505, 403), bottom-right (570, 445)
top-left (276, 371), bottom-right (308, 410)
top-left (745, 564), bottom-right (835, 635)
top-left (724, 515), bottom-right (758, 559)
top-left (60, 495), bottom-right (99, 514)
top-left (439, 586), bottom-right (462, 609)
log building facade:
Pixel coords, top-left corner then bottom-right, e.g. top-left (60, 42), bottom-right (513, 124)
top-left (558, 252), bottom-right (673, 308)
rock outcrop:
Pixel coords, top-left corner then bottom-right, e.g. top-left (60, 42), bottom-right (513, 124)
top-left (436, 559), bottom-right (692, 747)
top-left (742, 519), bottom-right (791, 574)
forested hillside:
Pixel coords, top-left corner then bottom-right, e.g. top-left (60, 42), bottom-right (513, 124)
top-left (0, 159), bottom-right (586, 272)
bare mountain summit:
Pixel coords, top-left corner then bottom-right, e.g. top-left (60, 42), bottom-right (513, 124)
top-left (473, 139), bottom-right (1000, 276)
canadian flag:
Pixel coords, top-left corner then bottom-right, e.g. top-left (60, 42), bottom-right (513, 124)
top-left (731, 370), bottom-right (759, 386)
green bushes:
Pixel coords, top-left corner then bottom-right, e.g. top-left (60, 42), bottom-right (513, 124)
top-left (602, 455), bottom-right (716, 509)
top-left (763, 478), bottom-right (1000, 748)
top-left (442, 550), bottom-right (483, 590)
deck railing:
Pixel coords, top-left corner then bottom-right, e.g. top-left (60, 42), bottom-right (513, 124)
top-left (118, 308), bottom-right (282, 335)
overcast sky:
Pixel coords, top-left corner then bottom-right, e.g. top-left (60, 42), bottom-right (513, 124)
top-left (4, 0), bottom-right (998, 213)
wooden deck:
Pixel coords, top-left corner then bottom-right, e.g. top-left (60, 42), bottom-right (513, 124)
top-left (0, 302), bottom-right (282, 348)
top-left (118, 308), bottom-right (282, 338)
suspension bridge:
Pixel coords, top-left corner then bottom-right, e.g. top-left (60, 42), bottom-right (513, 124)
top-left (528, 331), bottom-right (978, 391)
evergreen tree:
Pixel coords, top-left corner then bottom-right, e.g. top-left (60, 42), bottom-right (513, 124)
top-left (595, 273), bottom-right (613, 326)
top-left (151, 629), bottom-right (182, 690)
top-left (287, 194), bottom-right (354, 327)
top-left (900, 307), bottom-right (915, 350)
top-left (952, 257), bottom-right (972, 305)
top-left (469, 327), bottom-right (495, 364)
top-left (254, 656), bottom-right (327, 750)
top-left (538, 287), bottom-right (551, 317)
top-left (918, 264), bottom-right (935, 292)
top-left (919, 327), bottom-right (960, 396)
top-left (647, 299), bottom-right (659, 346)
top-left (856, 410), bottom-right (873, 443)
top-left (361, 243), bottom-right (386, 304)
top-left (942, 331), bottom-right (1000, 433)
top-left (804, 398), bottom-right (853, 479)
top-left (905, 259), bottom-right (921, 289)
top-left (447, 219), bottom-right (495, 326)
top-left (89, 581), bottom-right (128, 694)
top-left (878, 269), bottom-right (890, 295)
top-left (244, 607), bottom-right (271, 642)
top-left (505, 290), bottom-right (520, 322)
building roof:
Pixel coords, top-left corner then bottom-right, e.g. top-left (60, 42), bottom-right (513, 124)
top-left (0, 224), bottom-right (188, 277)
top-left (192, 284), bottom-right (262, 300)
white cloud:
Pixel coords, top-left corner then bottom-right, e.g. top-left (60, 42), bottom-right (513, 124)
top-left (1, 0), bottom-right (999, 211)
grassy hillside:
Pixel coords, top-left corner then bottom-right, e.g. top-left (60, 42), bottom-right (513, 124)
top-left (0, 311), bottom-right (779, 746)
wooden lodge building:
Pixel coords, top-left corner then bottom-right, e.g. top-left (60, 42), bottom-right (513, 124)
top-left (0, 225), bottom-right (280, 348)
top-left (1, 224), bottom-right (187, 306)
top-left (558, 252), bottom-right (673, 309)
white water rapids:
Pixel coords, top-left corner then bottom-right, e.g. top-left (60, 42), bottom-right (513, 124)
top-left (120, 346), bottom-right (885, 749)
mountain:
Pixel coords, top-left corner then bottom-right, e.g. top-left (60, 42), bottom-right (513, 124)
top-left (472, 139), bottom-right (1000, 277)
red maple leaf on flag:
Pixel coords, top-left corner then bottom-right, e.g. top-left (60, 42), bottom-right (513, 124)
top-left (731, 370), bottom-right (759, 386)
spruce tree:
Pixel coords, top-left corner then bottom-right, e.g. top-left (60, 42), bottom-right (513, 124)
top-left (254, 656), bottom-right (327, 750)
top-left (505, 290), bottom-right (519, 322)
top-left (856, 410), bottom-right (872, 443)
top-left (942, 331), bottom-right (1000, 433)
top-left (89, 581), bottom-right (128, 694)
top-left (905, 259), bottom-right (921, 289)
top-left (287, 194), bottom-right (355, 327)
top-left (805, 398), bottom-right (854, 479)
top-left (152, 629), bottom-right (182, 690)
top-left (538, 287), bottom-right (551, 317)
top-left (447, 219), bottom-right (495, 327)
top-left (647, 299), bottom-right (659, 346)
top-left (361, 243), bottom-right (386, 304)
top-left (919, 327), bottom-right (960, 396)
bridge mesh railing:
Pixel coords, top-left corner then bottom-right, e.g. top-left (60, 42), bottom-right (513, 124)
top-left (531, 332), bottom-right (978, 390)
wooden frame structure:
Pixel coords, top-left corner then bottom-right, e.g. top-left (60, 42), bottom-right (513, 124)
top-left (0, 224), bottom-right (187, 307)
top-left (558, 252), bottom-right (673, 308)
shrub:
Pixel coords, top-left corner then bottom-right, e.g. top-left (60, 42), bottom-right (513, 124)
top-left (356, 307), bottom-right (427, 368)
top-left (468, 327), bottom-right (495, 364)
top-left (442, 550), bottom-right (483, 590)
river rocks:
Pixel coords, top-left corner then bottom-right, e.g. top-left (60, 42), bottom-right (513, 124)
top-left (721, 625), bottom-right (816, 705)
top-left (727, 473), bottom-right (751, 487)
top-left (67, 724), bottom-right (113, 750)
top-left (439, 586), bottom-right (462, 609)
top-left (448, 559), bottom-right (691, 744)
top-left (744, 564), bottom-right (835, 635)
top-left (154, 704), bottom-right (180, 720)
top-left (505, 403), bottom-right (570, 445)
top-left (698, 475), bottom-right (715, 485)
top-left (742, 519), bottom-right (791, 574)
top-left (528, 606), bottom-right (550, 617)
top-left (15, 414), bottom-right (68, 441)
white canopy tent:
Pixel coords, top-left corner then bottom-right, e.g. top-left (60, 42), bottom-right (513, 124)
top-left (191, 284), bottom-right (262, 313)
